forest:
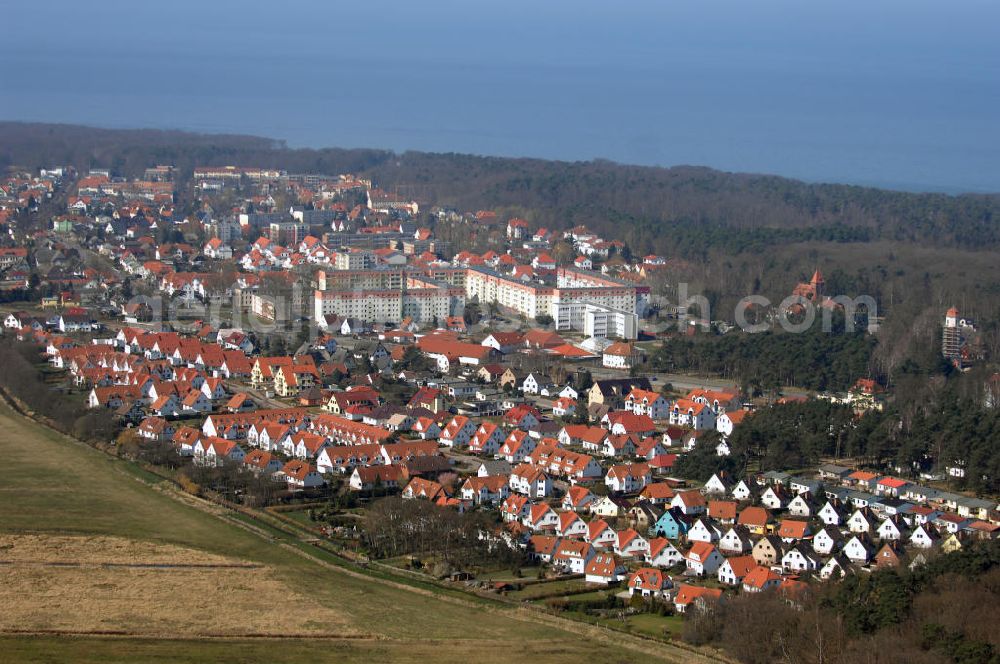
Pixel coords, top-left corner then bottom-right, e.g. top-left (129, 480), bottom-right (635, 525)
top-left (681, 378), bottom-right (1000, 493)
top-left (684, 539), bottom-right (1000, 664)
top-left (0, 339), bottom-right (118, 444)
top-left (4, 122), bottom-right (999, 251)
top-left (360, 496), bottom-right (523, 573)
top-left (651, 317), bottom-right (877, 392)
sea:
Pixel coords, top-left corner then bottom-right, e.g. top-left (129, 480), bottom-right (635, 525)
top-left (1, 0), bottom-right (998, 193)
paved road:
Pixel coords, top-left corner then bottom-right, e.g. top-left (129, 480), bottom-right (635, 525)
top-left (235, 382), bottom-right (296, 410)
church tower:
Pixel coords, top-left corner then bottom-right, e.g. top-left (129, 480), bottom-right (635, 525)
top-left (942, 306), bottom-right (961, 362)
top-left (944, 306), bottom-right (959, 328)
top-left (809, 269), bottom-right (825, 301)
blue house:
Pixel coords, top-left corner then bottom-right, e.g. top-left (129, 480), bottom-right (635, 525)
top-left (651, 507), bottom-right (690, 540)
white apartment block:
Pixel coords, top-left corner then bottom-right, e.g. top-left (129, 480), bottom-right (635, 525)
top-left (314, 269), bottom-right (464, 325)
top-left (314, 266), bottom-right (638, 330)
top-left (466, 267), bottom-right (637, 336)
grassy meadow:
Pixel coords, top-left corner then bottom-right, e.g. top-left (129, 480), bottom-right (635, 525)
top-left (0, 400), bottom-right (719, 663)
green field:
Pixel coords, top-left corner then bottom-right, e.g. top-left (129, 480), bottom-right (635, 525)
top-left (626, 613), bottom-right (685, 639)
top-left (507, 577), bottom-right (593, 600)
top-left (0, 400), bottom-right (720, 663)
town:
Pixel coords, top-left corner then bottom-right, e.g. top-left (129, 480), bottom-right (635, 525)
top-left (0, 161), bottom-right (998, 654)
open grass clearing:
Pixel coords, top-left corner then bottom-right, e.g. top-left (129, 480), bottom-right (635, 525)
top-left (0, 635), bottom-right (661, 664)
top-left (0, 534), bottom-right (353, 637)
top-left (626, 612), bottom-right (685, 638)
top-left (507, 577), bottom-right (593, 600)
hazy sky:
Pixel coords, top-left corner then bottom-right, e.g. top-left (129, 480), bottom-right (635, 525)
top-left (2, 0), bottom-right (998, 192)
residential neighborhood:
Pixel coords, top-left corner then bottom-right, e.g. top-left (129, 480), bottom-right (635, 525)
top-left (0, 159), bottom-right (998, 659)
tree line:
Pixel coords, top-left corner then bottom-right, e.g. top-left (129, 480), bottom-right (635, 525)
top-left (684, 540), bottom-right (1000, 664)
top-left (652, 320), bottom-right (877, 393)
top-left (710, 378), bottom-right (1000, 493)
top-left (0, 339), bottom-right (118, 444)
top-left (360, 496), bottom-right (523, 573)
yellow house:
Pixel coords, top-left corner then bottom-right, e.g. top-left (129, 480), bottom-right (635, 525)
top-left (941, 533), bottom-right (964, 553)
top-left (273, 365), bottom-right (318, 397)
top-left (499, 368), bottom-right (520, 390)
top-left (251, 356), bottom-right (294, 388)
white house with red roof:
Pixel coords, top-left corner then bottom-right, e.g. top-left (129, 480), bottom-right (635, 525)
top-left (552, 396), bottom-right (577, 418)
top-left (668, 399), bottom-right (716, 430)
top-left (585, 518), bottom-right (618, 549)
top-left (203, 237), bottom-right (233, 260)
top-left (672, 490), bottom-right (707, 516)
top-left (585, 554), bottom-right (627, 584)
top-left (501, 494), bottom-right (530, 523)
top-left (602, 342), bottom-right (638, 369)
top-left (440, 415), bottom-right (477, 448)
top-left (181, 389), bottom-right (212, 414)
top-left (602, 411), bottom-right (656, 437)
top-left (875, 477), bottom-right (910, 497)
top-left (684, 541), bottom-right (724, 576)
top-left (614, 528), bottom-right (650, 558)
top-left (510, 463), bottom-right (552, 498)
top-left (481, 331), bottom-right (525, 354)
top-left (556, 510), bottom-right (589, 539)
top-left (505, 404), bottom-right (541, 430)
top-left (411, 417), bottom-right (441, 440)
top-left (350, 466), bottom-right (404, 492)
top-left (195, 437), bottom-right (246, 467)
top-left (277, 460), bottom-right (326, 489)
top-left (460, 475), bottom-right (510, 505)
top-left (524, 503), bottom-right (559, 531)
top-left (561, 485), bottom-right (596, 512)
top-left (624, 389), bottom-right (669, 420)
top-left (674, 585), bottom-right (723, 613)
top-left (507, 218), bottom-right (529, 239)
top-left (645, 537), bottom-right (684, 568)
top-left (531, 253), bottom-right (557, 270)
top-left (716, 409), bottom-right (751, 437)
top-left (605, 463), bottom-right (652, 493)
top-left (552, 539), bottom-right (595, 574)
top-left (497, 430), bottom-right (537, 464)
top-left (600, 434), bottom-right (637, 458)
top-left (687, 388), bottom-right (742, 415)
top-left (468, 423), bottom-right (505, 455)
top-left (635, 437), bottom-right (668, 460)
top-left (243, 449), bottom-right (284, 476)
top-left (627, 567), bottom-right (672, 598)
top-left (560, 424), bottom-right (609, 451)
top-left (741, 566), bottom-right (783, 593)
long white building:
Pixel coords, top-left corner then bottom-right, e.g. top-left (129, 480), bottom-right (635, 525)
top-left (314, 266), bottom-right (639, 336)
top-left (314, 268), bottom-right (464, 325)
top-left (466, 267), bottom-right (638, 338)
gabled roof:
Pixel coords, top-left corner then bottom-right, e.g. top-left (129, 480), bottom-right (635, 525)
top-left (742, 566), bottom-right (781, 589)
top-left (629, 567), bottom-right (669, 591)
top-left (640, 483), bottom-right (676, 501)
top-left (778, 520), bottom-right (810, 539)
top-left (674, 584), bottom-right (723, 606)
top-left (708, 500), bottom-right (738, 520)
top-left (604, 341), bottom-right (635, 357)
top-left (674, 490), bottom-right (706, 508)
top-left (723, 555), bottom-right (757, 578)
top-left (738, 506), bottom-right (770, 527)
top-left (686, 541), bottom-right (717, 561)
